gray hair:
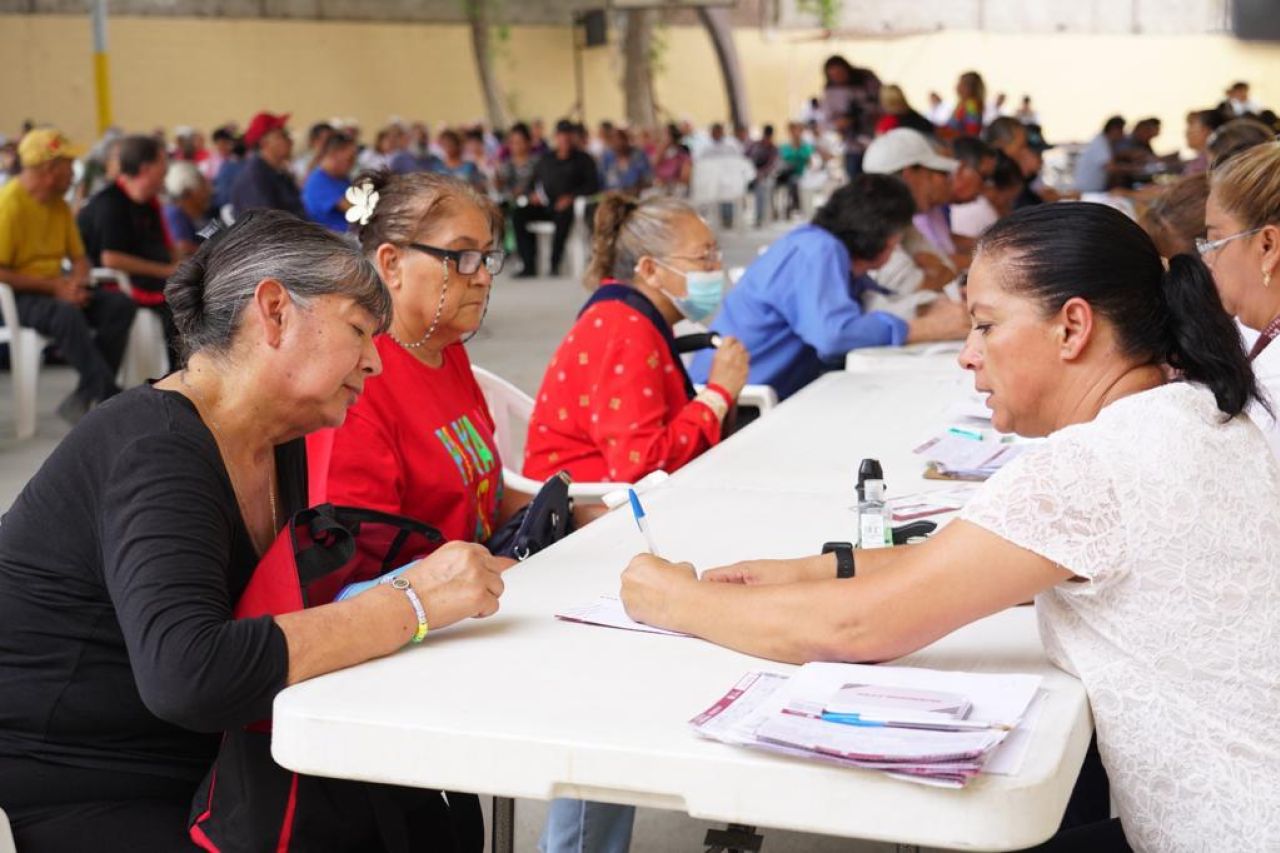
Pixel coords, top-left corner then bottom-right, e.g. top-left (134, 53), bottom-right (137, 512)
top-left (586, 193), bottom-right (698, 286)
top-left (165, 210), bottom-right (391, 359)
top-left (164, 160), bottom-right (205, 199)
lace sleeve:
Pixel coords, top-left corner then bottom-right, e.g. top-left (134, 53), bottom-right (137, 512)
top-left (959, 437), bottom-right (1128, 590)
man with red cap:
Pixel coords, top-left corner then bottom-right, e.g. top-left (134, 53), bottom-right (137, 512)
top-left (229, 111), bottom-right (303, 220)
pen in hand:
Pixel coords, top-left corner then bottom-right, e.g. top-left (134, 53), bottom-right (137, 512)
top-left (628, 488), bottom-right (661, 558)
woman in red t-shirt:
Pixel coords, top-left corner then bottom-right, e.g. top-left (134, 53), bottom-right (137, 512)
top-left (312, 171), bottom-right (519, 547)
top-left (524, 194), bottom-right (750, 486)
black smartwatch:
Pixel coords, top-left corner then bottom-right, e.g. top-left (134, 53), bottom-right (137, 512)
top-left (822, 541), bottom-right (856, 579)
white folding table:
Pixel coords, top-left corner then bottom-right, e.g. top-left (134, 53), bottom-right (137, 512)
top-left (272, 372), bottom-right (1093, 852)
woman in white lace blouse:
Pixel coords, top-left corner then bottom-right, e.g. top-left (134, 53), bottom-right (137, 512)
top-left (619, 203), bottom-right (1280, 852)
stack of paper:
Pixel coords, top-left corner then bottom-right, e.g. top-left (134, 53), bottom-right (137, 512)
top-left (690, 663), bottom-right (1043, 788)
top-left (913, 431), bottom-right (1030, 481)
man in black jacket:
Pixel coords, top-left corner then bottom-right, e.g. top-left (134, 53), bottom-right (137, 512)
top-left (513, 119), bottom-right (599, 278)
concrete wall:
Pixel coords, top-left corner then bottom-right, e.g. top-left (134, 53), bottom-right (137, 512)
top-left (778, 0), bottom-right (1231, 35)
top-left (2, 12), bottom-right (1278, 150)
top-left (0, 0), bottom-right (770, 26)
top-left (0, 0), bottom-right (1230, 33)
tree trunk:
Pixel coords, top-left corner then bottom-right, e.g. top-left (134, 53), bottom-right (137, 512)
top-left (697, 6), bottom-right (751, 129)
top-left (621, 9), bottom-right (657, 129)
top-left (466, 0), bottom-right (509, 129)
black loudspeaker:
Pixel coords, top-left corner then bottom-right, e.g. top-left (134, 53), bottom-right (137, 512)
top-left (580, 9), bottom-right (608, 47)
top-left (1232, 0), bottom-right (1280, 42)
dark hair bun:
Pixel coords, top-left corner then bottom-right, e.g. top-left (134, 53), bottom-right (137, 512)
top-left (350, 168), bottom-right (392, 197)
top-left (165, 251), bottom-right (208, 340)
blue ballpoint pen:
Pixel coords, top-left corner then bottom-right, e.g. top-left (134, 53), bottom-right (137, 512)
top-left (947, 426), bottom-right (986, 442)
top-left (820, 711), bottom-right (1011, 732)
top-left (627, 488), bottom-right (661, 557)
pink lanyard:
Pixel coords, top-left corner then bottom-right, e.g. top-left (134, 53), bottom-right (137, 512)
top-left (1248, 315), bottom-right (1280, 362)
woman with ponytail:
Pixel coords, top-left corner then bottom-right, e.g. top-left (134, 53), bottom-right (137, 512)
top-left (523, 193), bottom-right (749, 486)
top-left (1203, 141), bottom-right (1280, 456)
top-left (527, 194), bottom-right (748, 853)
top-left (620, 203), bottom-right (1280, 852)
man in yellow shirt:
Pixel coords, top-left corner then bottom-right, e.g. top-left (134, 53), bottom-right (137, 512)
top-left (0, 129), bottom-right (136, 424)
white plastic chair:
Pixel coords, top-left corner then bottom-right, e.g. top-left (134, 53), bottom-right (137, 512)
top-left (91, 268), bottom-right (170, 387)
top-left (737, 384), bottom-right (778, 414)
top-left (471, 364), bottom-right (660, 504)
top-left (0, 281), bottom-right (46, 439)
top-left (525, 200), bottom-right (588, 281)
top-left (0, 805), bottom-right (14, 853)
top-left (567, 196), bottom-right (590, 282)
top-left (689, 156), bottom-right (756, 234)
top-left (525, 221), bottom-right (556, 277)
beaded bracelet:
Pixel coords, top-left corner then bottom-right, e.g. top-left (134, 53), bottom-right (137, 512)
top-left (390, 576), bottom-right (429, 644)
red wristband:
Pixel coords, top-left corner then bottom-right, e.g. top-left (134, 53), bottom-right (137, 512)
top-left (705, 383), bottom-right (734, 408)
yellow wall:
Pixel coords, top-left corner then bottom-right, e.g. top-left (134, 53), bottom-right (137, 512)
top-left (3, 13), bottom-right (1278, 150)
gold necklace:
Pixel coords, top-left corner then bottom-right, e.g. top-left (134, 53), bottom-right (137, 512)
top-left (180, 371), bottom-right (280, 550)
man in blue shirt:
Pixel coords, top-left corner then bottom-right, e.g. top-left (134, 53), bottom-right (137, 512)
top-left (1074, 116), bottom-right (1126, 193)
top-left (690, 174), bottom-right (969, 400)
top-left (302, 132), bottom-right (357, 233)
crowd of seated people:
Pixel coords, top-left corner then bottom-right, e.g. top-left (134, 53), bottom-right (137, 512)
top-left (1, 64), bottom-right (1277, 852)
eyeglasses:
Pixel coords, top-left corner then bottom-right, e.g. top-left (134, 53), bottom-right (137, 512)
top-left (408, 243), bottom-right (506, 276)
top-left (1196, 227), bottom-right (1264, 258)
top-left (665, 247), bottom-right (724, 267)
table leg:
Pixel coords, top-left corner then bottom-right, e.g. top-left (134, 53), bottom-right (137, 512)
top-left (491, 795), bottom-right (515, 853)
top-left (704, 822), bottom-right (763, 852)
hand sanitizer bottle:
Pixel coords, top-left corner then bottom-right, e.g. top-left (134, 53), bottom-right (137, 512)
top-left (858, 477), bottom-right (892, 550)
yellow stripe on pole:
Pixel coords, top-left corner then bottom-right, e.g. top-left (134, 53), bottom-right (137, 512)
top-left (94, 51), bottom-right (112, 135)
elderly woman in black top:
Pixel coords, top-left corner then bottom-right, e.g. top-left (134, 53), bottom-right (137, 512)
top-left (0, 211), bottom-right (508, 851)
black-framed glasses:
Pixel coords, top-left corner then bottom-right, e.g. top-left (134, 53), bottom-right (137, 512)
top-left (408, 243), bottom-right (506, 276)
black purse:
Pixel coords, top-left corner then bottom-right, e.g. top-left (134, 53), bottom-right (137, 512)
top-left (486, 471), bottom-right (575, 560)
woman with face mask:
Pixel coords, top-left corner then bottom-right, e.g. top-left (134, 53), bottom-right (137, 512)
top-left (524, 193), bottom-right (748, 485)
top-left (526, 193), bottom-right (747, 853)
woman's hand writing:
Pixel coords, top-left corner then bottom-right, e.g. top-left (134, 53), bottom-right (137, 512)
top-left (620, 553), bottom-right (698, 630)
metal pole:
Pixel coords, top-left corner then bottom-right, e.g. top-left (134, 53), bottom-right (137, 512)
top-left (491, 795), bottom-right (516, 853)
top-left (91, 0), bottom-right (113, 134)
top-left (573, 14), bottom-right (585, 120)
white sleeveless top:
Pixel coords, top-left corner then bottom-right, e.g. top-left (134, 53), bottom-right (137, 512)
top-left (961, 382), bottom-right (1280, 852)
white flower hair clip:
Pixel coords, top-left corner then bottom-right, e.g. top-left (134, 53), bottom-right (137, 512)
top-left (344, 181), bottom-right (379, 226)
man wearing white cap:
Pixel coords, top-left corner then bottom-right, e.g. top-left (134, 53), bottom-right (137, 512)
top-left (861, 128), bottom-right (962, 318)
top-left (0, 128), bottom-right (137, 423)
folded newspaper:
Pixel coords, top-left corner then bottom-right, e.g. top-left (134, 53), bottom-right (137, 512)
top-left (690, 663), bottom-right (1045, 789)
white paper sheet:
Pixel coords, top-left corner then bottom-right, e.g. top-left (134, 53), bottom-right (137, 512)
top-left (784, 662), bottom-right (1042, 729)
top-left (556, 594), bottom-right (690, 637)
top-left (982, 689), bottom-right (1048, 776)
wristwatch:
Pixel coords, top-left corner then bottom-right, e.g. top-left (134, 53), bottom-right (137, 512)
top-left (822, 541), bottom-right (856, 579)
